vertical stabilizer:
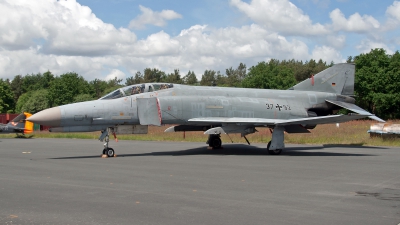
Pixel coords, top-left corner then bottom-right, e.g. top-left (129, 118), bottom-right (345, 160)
top-left (289, 63), bottom-right (354, 95)
top-left (8, 112), bottom-right (33, 134)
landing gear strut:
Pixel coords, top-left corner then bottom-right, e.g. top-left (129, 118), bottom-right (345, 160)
top-left (267, 126), bottom-right (284, 155)
top-left (100, 129), bottom-right (115, 157)
top-left (207, 134), bottom-right (222, 148)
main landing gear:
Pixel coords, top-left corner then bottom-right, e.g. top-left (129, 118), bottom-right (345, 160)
top-left (266, 126), bottom-right (285, 155)
top-left (207, 134), bottom-right (222, 149)
top-left (205, 127), bottom-right (285, 155)
top-left (267, 141), bottom-right (282, 155)
top-left (99, 128), bottom-right (116, 157)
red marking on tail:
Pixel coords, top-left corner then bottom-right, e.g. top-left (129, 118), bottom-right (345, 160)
top-left (311, 75), bottom-right (314, 86)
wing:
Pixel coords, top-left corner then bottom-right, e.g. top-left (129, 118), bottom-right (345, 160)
top-left (184, 114), bottom-right (371, 135)
top-left (188, 99), bottom-right (385, 126)
top-left (188, 114), bottom-right (370, 126)
top-left (326, 100), bottom-right (385, 122)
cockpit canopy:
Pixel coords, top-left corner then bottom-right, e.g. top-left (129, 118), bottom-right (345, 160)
top-left (99, 83), bottom-right (174, 100)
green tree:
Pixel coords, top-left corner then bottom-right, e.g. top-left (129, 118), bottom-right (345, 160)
top-left (200, 70), bottom-right (217, 86)
top-left (107, 77), bottom-right (123, 87)
top-left (15, 92), bottom-right (31, 113)
top-left (125, 71), bottom-right (144, 86)
top-left (215, 71), bottom-right (228, 86)
top-left (292, 59), bottom-right (329, 82)
top-left (22, 71), bottom-right (54, 93)
top-left (347, 56), bottom-right (354, 63)
top-left (48, 72), bottom-right (92, 107)
top-left (226, 62), bottom-right (247, 87)
top-left (182, 71), bottom-right (198, 85)
top-left (241, 59), bottom-right (296, 89)
top-left (20, 89), bottom-right (50, 114)
top-left (10, 75), bottom-right (24, 102)
top-left (89, 79), bottom-right (108, 99)
top-left (143, 68), bottom-right (165, 83)
top-left (73, 94), bottom-right (96, 103)
top-left (354, 48), bottom-right (400, 119)
top-left (163, 69), bottom-right (182, 83)
top-left (0, 79), bottom-right (14, 113)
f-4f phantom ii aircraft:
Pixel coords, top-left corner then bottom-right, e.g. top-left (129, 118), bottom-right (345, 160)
top-left (0, 113), bottom-right (33, 136)
top-left (28, 63), bottom-right (384, 156)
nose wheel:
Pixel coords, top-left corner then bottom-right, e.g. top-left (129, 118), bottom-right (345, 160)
top-left (100, 129), bottom-right (116, 157)
top-left (103, 147), bottom-right (115, 157)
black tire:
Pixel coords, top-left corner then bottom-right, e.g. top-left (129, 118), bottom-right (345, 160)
top-left (102, 149), bottom-right (107, 155)
top-left (267, 141), bottom-right (282, 155)
top-left (106, 148), bottom-right (115, 157)
top-left (210, 136), bottom-right (222, 148)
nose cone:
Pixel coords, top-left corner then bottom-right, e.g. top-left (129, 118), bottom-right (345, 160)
top-left (28, 107), bottom-right (61, 127)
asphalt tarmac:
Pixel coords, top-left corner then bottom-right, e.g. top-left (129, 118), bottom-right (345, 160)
top-left (0, 138), bottom-right (399, 225)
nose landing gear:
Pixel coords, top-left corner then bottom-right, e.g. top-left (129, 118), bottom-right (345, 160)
top-left (99, 128), bottom-right (116, 157)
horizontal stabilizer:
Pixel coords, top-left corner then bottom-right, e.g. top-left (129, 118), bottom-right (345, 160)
top-left (326, 100), bottom-right (385, 122)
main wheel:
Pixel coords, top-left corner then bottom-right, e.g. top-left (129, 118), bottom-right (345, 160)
top-left (209, 136), bottom-right (222, 148)
top-left (106, 148), bottom-right (115, 157)
top-left (267, 141), bottom-right (282, 155)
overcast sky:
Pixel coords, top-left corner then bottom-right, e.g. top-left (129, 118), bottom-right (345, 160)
top-left (1, 0), bottom-right (399, 81)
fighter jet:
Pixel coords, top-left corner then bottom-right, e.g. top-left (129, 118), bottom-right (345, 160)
top-left (0, 112), bottom-right (33, 136)
top-left (28, 63), bottom-right (384, 157)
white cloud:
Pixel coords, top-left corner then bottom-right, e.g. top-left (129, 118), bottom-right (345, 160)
top-left (324, 35), bottom-right (346, 49)
top-left (114, 24), bottom-right (314, 80)
top-left (329, 9), bottom-right (380, 33)
top-left (386, 1), bottom-right (400, 21)
top-left (0, 0), bottom-right (137, 56)
top-left (131, 31), bottom-right (181, 56)
top-left (0, 47), bottom-right (123, 81)
top-left (356, 39), bottom-right (394, 54)
top-left (230, 0), bottom-right (329, 36)
top-left (128, 5), bottom-right (182, 29)
top-left (0, 0), bottom-right (397, 82)
top-left (105, 69), bottom-right (126, 81)
top-left (311, 46), bottom-right (344, 63)
top-left (383, 1), bottom-right (400, 31)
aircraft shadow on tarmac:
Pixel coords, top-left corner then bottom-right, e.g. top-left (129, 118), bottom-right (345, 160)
top-left (49, 144), bottom-right (382, 159)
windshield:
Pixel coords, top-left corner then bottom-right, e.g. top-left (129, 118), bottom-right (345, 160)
top-left (100, 83), bottom-right (174, 100)
top-left (152, 83), bottom-right (173, 91)
top-left (100, 89), bottom-right (124, 100)
top-left (123, 84), bottom-right (145, 96)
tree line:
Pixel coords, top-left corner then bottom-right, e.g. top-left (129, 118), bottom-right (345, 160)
top-left (0, 48), bottom-right (399, 120)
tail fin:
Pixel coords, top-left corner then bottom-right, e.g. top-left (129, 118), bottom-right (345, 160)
top-left (8, 112), bottom-right (33, 134)
top-left (289, 63), bottom-right (355, 96)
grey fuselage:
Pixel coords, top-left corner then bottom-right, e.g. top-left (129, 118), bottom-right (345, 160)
top-left (48, 84), bottom-right (354, 132)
